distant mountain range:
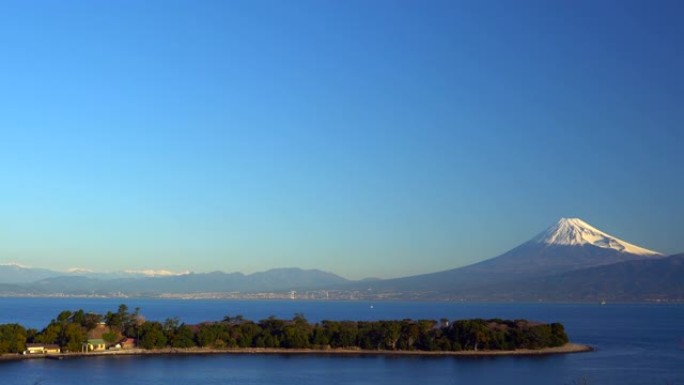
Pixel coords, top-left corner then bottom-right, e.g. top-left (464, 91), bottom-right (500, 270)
top-left (1, 218), bottom-right (681, 302)
top-left (0, 266), bottom-right (352, 296)
top-left (0, 264), bottom-right (196, 283)
top-left (0, 263), bottom-right (65, 284)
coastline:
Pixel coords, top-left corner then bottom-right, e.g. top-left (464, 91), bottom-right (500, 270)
top-left (0, 343), bottom-right (592, 361)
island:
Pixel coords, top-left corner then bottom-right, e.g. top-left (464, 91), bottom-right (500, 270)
top-left (0, 305), bottom-right (591, 360)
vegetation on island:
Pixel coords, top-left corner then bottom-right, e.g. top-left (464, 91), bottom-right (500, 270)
top-left (0, 305), bottom-right (569, 354)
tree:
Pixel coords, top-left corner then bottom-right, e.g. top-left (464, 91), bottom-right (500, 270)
top-left (56, 311), bottom-right (72, 324)
top-left (258, 316), bottom-right (285, 347)
top-left (170, 324), bottom-right (196, 348)
top-left (397, 320), bottom-right (420, 350)
top-left (334, 321), bottom-right (358, 348)
top-left (0, 324), bottom-right (27, 354)
top-left (163, 318), bottom-right (180, 337)
top-left (83, 313), bottom-right (103, 331)
top-left (381, 321), bottom-right (402, 350)
top-left (125, 310), bottom-right (145, 341)
top-left (103, 331), bottom-right (119, 344)
top-left (196, 323), bottom-right (229, 348)
top-left (71, 310), bottom-right (86, 326)
top-left (234, 322), bottom-right (261, 348)
top-left (35, 324), bottom-right (60, 345)
top-left (282, 314), bottom-right (312, 349)
top-left (62, 323), bottom-right (85, 352)
top-left (454, 319), bottom-right (490, 351)
top-left (550, 323), bottom-right (569, 346)
top-left (139, 322), bottom-right (167, 349)
top-left (105, 311), bottom-right (122, 331)
top-left (311, 324), bottom-right (330, 347)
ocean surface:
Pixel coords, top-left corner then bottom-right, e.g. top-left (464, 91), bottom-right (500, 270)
top-left (0, 298), bottom-right (682, 385)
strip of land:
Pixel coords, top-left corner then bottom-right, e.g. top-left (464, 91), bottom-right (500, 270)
top-left (0, 343), bottom-right (592, 361)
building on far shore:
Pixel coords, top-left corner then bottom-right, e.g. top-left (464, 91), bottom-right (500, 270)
top-left (118, 338), bottom-right (137, 349)
top-left (44, 344), bottom-right (61, 354)
top-left (24, 343), bottom-right (61, 355)
top-left (82, 339), bottom-right (107, 352)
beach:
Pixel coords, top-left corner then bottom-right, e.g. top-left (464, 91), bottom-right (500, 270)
top-left (0, 343), bottom-right (592, 361)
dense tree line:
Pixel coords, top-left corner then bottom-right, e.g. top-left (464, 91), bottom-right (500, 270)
top-left (0, 305), bottom-right (569, 354)
top-left (186, 316), bottom-right (567, 351)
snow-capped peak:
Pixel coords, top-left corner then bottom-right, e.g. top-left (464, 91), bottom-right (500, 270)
top-left (533, 218), bottom-right (663, 256)
top-left (122, 269), bottom-right (191, 277)
top-left (0, 262), bottom-right (32, 269)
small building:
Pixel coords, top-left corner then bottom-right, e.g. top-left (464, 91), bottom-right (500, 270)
top-left (83, 339), bottom-right (107, 352)
top-left (118, 338), bottom-right (137, 350)
top-left (23, 343), bottom-right (61, 355)
top-left (43, 344), bottom-right (61, 354)
top-left (25, 343), bottom-right (46, 354)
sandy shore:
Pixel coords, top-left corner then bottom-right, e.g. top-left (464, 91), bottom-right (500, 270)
top-left (0, 343), bottom-right (592, 361)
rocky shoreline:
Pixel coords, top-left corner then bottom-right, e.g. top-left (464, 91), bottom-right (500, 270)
top-left (0, 343), bottom-right (592, 361)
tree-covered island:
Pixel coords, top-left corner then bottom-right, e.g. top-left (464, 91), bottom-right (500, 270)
top-left (0, 305), bottom-right (581, 357)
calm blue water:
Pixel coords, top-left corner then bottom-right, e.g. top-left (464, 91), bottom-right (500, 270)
top-left (0, 298), bottom-right (682, 385)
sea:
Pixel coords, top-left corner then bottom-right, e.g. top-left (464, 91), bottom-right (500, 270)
top-left (0, 298), bottom-right (681, 385)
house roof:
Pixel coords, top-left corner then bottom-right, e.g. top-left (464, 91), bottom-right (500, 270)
top-left (87, 339), bottom-right (106, 344)
top-left (25, 343), bottom-right (60, 350)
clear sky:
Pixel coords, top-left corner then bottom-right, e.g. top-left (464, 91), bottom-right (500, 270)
top-left (0, 0), bottom-right (682, 279)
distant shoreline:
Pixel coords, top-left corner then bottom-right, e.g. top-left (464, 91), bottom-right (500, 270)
top-left (0, 343), bottom-right (592, 361)
top-left (0, 295), bottom-right (681, 304)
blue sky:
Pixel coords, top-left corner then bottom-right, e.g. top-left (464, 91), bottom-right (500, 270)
top-left (0, 0), bottom-right (682, 279)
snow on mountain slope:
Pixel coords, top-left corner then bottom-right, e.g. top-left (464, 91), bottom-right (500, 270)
top-left (351, 218), bottom-right (668, 296)
top-left (532, 218), bottom-right (662, 256)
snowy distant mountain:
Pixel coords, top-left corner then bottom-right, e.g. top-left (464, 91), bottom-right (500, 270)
top-left (0, 263), bottom-right (193, 283)
top-left (0, 218), bottom-right (676, 301)
top-left (16, 268), bottom-right (352, 295)
top-left (346, 218), bottom-right (666, 295)
top-left (464, 217), bottom-right (665, 276)
top-left (532, 218), bottom-right (662, 256)
top-left (68, 269), bottom-right (192, 280)
top-left (0, 263), bottom-right (63, 284)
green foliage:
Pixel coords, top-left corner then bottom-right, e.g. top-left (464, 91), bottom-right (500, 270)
top-left (103, 331), bottom-right (119, 344)
top-left (281, 314), bottom-right (312, 349)
top-left (197, 323), bottom-right (229, 348)
top-left (61, 323), bottom-right (85, 352)
top-left (9, 306), bottom-right (571, 354)
top-left (0, 324), bottom-right (27, 353)
top-left (83, 313), bottom-right (103, 331)
top-left (139, 321), bottom-right (167, 349)
top-left (35, 324), bottom-right (60, 345)
top-left (169, 324), bottom-right (195, 348)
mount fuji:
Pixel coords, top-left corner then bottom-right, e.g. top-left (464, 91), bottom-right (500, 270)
top-left (464, 217), bottom-right (663, 276)
top-left (352, 218), bottom-right (666, 295)
top-left (531, 218), bottom-right (661, 256)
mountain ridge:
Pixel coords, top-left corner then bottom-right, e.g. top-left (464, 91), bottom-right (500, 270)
top-left (463, 253), bottom-right (684, 302)
top-left (0, 218), bottom-right (678, 301)
top-left (333, 218), bottom-right (674, 299)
